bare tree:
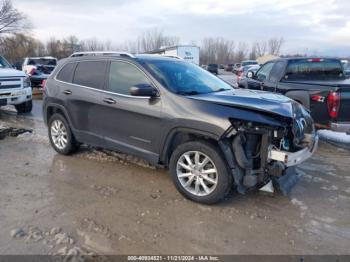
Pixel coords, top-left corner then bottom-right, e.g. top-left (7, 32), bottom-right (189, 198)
top-left (200, 37), bottom-right (235, 65)
top-left (0, 0), bottom-right (29, 35)
top-left (234, 42), bottom-right (248, 62)
top-left (0, 33), bottom-right (42, 63)
top-left (268, 37), bottom-right (284, 55)
top-left (252, 41), bottom-right (267, 57)
top-left (137, 28), bottom-right (179, 53)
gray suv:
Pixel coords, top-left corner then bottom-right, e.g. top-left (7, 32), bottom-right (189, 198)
top-left (43, 52), bottom-right (318, 204)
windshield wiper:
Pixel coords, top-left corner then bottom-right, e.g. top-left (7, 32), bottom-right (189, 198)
top-left (212, 88), bottom-right (231, 93)
top-left (176, 90), bottom-right (199, 95)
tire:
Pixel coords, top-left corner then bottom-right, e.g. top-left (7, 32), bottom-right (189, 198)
top-left (48, 113), bottom-right (78, 155)
top-left (169, 141), bottom-right (232, 204)
top-left (15, 100), bottom-right (32, 114)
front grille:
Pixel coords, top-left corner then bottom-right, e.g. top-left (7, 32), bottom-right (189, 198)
top-left (0, 78), bottom-right (22, 89)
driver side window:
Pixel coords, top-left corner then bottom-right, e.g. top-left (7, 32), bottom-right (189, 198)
top-left (108, 61), bottom-right (151, 95)
top-left (256, 62), bottom-right (274, 82)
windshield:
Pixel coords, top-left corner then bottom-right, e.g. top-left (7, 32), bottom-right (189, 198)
top-left (27, 58), bottom-right (57, 66)
top-left (0, 56), bottom-right (11, 68)
top-left (144, 60), bottom-right (233, 95)
top-left (285, 59), bottom-right (345, 81)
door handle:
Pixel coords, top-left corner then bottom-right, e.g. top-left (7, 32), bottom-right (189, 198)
top-left (103, 98), bottom-right (116, 104)
top-left (63, 90), bottom-right (72, 95)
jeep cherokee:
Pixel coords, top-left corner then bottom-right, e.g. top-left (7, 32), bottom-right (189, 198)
top-left (43, 52), bottom-right (318, 204)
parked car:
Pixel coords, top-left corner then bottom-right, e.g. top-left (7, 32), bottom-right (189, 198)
top-left (241, 57), bottom-right (350, 133)
top-left (43, 52), bottom-right (318, 204)
top-left (342, 61), bottom-right (350, 79)
top-left (238, 65), bottom-right (261, 87)
top-left (0, 55), bottom-right (32, 113)
top-left (207, 64), bottom-right (219, 75)
top-left (225, 64), bottom-right (234, 72)
top-left (241, 60), bottom-right (258, 67)
top-left (232, 63), bottom-right (241, 73)
top-left (22, 57), bottom-right (57, 87)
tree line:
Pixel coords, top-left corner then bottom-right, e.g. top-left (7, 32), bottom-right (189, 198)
top-left (0, 0), bottom-right (285, 65)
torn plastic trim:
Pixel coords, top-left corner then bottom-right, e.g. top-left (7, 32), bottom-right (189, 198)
top-left (268, 134), bottom-right (319, 167)
top-left (218, 138), bottom-right (246, 194)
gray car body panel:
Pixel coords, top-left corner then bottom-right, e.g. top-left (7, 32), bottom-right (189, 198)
top-left (43, 55), bottom-right (299, 166)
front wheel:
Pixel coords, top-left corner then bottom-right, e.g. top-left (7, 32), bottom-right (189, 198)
top-left (15, 100), bottom-right (32, 114)
top-left (169, 141), bottom-right (232, 204)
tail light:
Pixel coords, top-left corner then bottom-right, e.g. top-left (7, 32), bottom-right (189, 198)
top-left (327, 91), bottom-right (340, 119)
top-left (28, 68), bottom-right (36, 76)
top-left (42, 79), bottom-right (46, 89)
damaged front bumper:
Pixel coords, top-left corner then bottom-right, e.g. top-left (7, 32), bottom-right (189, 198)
top-left (268, 133), bottom-right (319, 167)
top-left (266, 133), bottom-right (318, 195)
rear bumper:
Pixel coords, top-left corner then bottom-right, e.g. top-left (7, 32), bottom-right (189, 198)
top-left (330, 122), bottom-right (350, 134)
top-left (268, 134), bottom-right (319, 167)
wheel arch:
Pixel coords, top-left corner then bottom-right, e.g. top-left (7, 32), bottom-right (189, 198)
top-left (160, 127), bottom-right (220, 167)
top-left (45, 103), bottom-right (73, 127)
top-left (284, 90), bottom-right (310, 109)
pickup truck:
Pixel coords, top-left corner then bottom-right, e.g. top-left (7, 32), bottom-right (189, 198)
top-left (239, 58), bottom-right (350, 134)
top-left (0, 55), bottom-right (32, 113)
top-left (22, 56), bottom-right (57, 87)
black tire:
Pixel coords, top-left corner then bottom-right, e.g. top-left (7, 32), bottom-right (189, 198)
top-left (169, 141), bottom-right (232, 204)
top-left (15, 100), bottom-right (32, 114)
top-left (48, 113), bottom-right (78, 155)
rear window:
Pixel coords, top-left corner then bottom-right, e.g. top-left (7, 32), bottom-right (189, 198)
top-left (56, 63), bottom-right (77, 83)
top-left (208, 64), bottom-right (218, 68)
top-left (27, 58), bottom-right (57, 66)
top-left (73, 61), bottom-right (108, 89)
top-left (284, 59), bottom-right (345, 81)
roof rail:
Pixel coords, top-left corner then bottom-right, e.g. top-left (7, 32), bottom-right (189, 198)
top-left (69, 51), bottom-right (135, 58)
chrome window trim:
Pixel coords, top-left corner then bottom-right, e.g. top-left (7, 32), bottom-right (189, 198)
top-left (54, 59), bottom-right (159, 99)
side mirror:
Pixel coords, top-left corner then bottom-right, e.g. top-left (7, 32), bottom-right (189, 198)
top-left (130, 84), bottom-right (158, 97)
top-left (247, 71), bottom-right (254, 78)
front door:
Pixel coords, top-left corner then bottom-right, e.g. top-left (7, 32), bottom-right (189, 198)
top-left (247, 62), bottom-right (275, 91)
top-left (97, 60), bottom-right (162, 162)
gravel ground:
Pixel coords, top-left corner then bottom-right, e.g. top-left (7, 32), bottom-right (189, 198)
top-left (0, 100), bottom-right (349, 255)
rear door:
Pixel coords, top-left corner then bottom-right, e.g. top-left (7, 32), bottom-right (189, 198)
top-left (97, 60), bottom-right (162, 162)
top-left (246, 61), bottom-right (275, 90)
top-left (59, 60), bottom-right (108, 145)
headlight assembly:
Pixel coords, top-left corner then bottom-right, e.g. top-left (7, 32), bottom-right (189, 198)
top-left (23, 76), bottom-right (31, 88)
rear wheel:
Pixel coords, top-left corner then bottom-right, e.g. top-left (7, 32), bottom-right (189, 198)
top-left (48, 113), bottom-right (78, 155)
top-left (169, 141), bottom-right (232, 204)
top-left (15, 100), bottom-right (32, 114)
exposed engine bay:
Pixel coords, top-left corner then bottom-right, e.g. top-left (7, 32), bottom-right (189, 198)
top-left (219, 105), bottom-right (318, 195)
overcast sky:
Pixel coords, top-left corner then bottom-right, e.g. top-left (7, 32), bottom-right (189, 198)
top-left (12, 0), bottom-right (350, 56)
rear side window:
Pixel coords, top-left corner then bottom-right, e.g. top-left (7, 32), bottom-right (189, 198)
top-left (284, 59), bottom-right (345, 81)
top-left (108, 61), bottom-right (151, 95)
top-left (56, 63), bottom-right (77, 83)
top-left (73, 61), bottom-right (108, 89)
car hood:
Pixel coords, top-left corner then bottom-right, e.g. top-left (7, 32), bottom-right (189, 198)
top-left (189, 89), bottom-right (296, 118)
top-left (0, 68), bottom-right (26, 78)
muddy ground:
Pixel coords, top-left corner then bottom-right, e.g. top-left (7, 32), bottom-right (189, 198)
top-left (0, 100), bottom-right (349, 255)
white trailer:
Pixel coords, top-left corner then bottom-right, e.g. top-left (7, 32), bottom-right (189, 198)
top-left (149, 45), bottom-right (200, 65)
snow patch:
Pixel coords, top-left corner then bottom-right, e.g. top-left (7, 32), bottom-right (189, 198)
top-left (318, 129), bottom-right (350, 144)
